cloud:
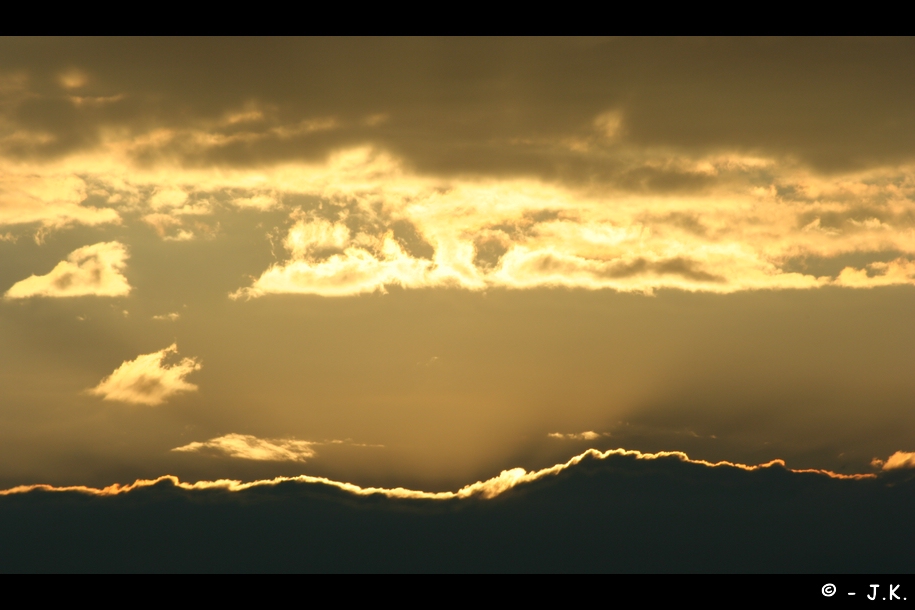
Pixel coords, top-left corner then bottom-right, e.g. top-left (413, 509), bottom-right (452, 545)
top-left (233, 224), bottom-right (448, 298)
top-left (172, 434), bottom-right (316, 462)
top-left (548, 431), bottom-right (606, 441)
top-left (139, 189), bottom-right (213, 240)
top-left (152, 312), bottom-right (180, 321)
top-left (2, 140), bottom-right (915, 299)
top-left (2, 446), bottom-right (870, 503)
top-left (1, 445), bottom-right (899, 573)
top-left (3, 446), bottom-right (900, 573)
top-left (87, 344), bottom-right (200, 406)
top-left (229, 152), bottom-right (915, 298)
top-left (148, 187), bottom-right (188, 210)
top-left (5, 241), bottom-right (131, 298)
top-left (7, 39), bottom-right (915, 174)
top-left (3, 53), bottom-right (915, 297)
top-left (872, 451), bottom-right (915, 471)
top-left (0, 170), bottom-right (120, 229)
top-left (231, 193), bottom-right (278, 210)
top-left (171, 434), bottom-right (381, 462)
top-left (593, 110), bottom-right (623, 139)
top-left (835, 258), bottom-right (915, 288)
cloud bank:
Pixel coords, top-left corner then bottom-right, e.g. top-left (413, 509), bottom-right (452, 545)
top-left (3, 447), bottom-right (912, 573)
top-left (87, 344), bottom-right (200, 406)
top-left (4, 41), bottom-right (915, 298)
top-left (2, 446), bottom-right (871, 502)
top-left (5, 241), bottom-right (131, 298)
top-left (184, 149), bottom-right (915, 300)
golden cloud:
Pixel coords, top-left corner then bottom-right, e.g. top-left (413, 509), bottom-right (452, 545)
top-left (548, 431), bottom-right (605, 441)
top-left (872, 451), bottom-right (915, 471)
top-left (172, 434), bottom-right (317, 462)
top-left (87, 344), bottom-right (201, 406)
top-left (5, 241), bottom-right (131, 298)
top-left (3, 137), bottom-right (915, 297)
top-left (0, 170), bottom-right (119, 229)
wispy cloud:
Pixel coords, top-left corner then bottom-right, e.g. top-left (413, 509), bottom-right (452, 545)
top-left (0, 171), bottom-right (119, 229)
top-left (172, 434), bottom-right (316, 462)
top-left (214, 148), bottom-right (915, 298)
top-left (87, 344), bottom-right (200, 406)
top-left (5, 241), bottom-right (131, 298)
top-left (548, 431), bottom-right (607, 441)
top-left (172, 434), bottom-right (382, 462)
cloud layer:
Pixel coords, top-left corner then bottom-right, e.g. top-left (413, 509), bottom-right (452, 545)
top-left (5, 241), bottom-right (130, 298)
top-left (2, 39), bottom-right (915, 297)
top-left (3, 447), bottom-right (912, 573)
top-left (3, 446), bottom-right (871, 502)
top-left (222, 151), bottom-right (915, 298)
top-left (3, 142), bottom-right (911, 299)
top-left (87, 344), bottom-right (200, 406)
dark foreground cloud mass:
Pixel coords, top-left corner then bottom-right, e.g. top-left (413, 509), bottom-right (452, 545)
top-left (1, 448), bottom-right (912, 573)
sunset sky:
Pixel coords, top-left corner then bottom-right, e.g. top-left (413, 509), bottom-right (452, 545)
top-left (2, 38), bottom-right (915, 572)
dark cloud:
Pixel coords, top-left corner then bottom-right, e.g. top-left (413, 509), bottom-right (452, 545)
top-left (3, 38), bottom-right (915, 175)
top-left (1, 450), bottom-right (913, 572)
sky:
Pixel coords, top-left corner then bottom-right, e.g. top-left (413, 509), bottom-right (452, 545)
top-left (2, 38), bottom-right (915, 572)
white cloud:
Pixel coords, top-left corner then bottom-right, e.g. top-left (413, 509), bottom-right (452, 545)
top-left (88, 344), bottom-right (201, 406)
top-left (5, 241), bottom-right (131, 299)
top-left (172, 434), bottom-right (316, 462)
top-left (152, 312), bottom-right (180, 321)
